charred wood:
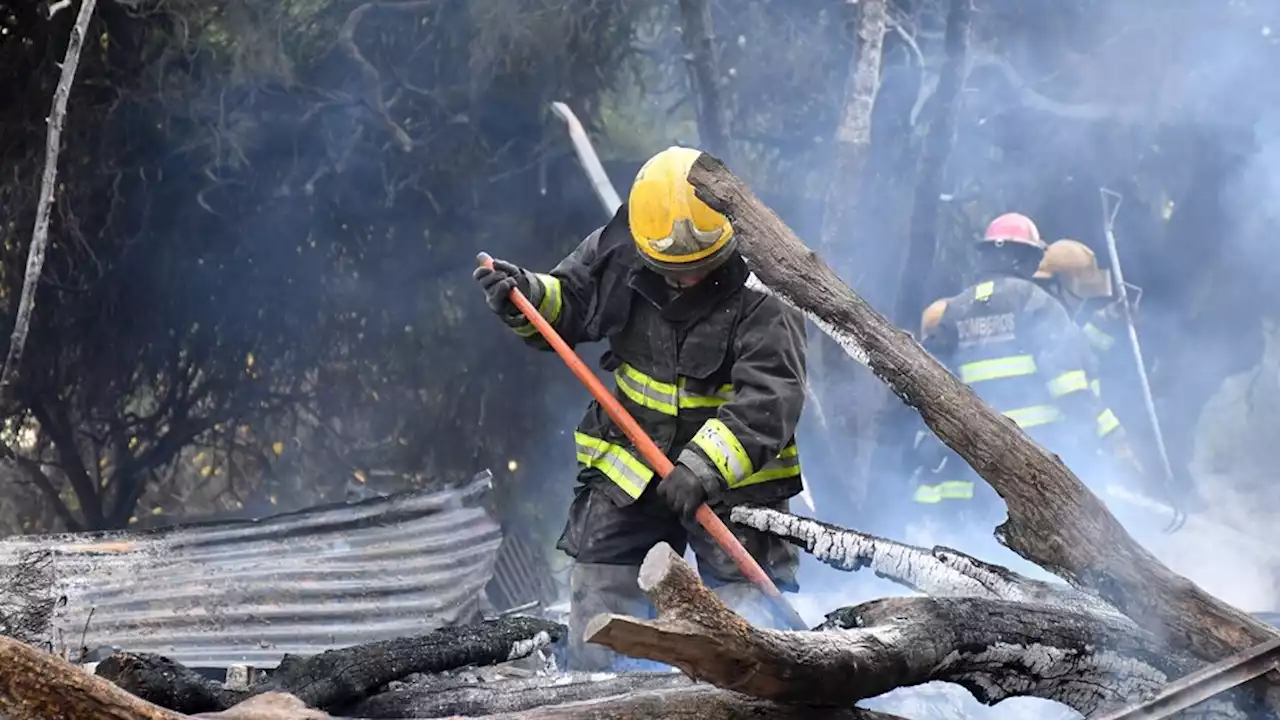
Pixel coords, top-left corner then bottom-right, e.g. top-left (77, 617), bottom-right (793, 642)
top-left (349, 670), bottom-right (694, 718)
top-left (686, 152), bottom-right (1280, 669)
top-left (731, 505), bottom-right (1122, 618)
top-left (585, 544), bottom-right (1255, 718)
top-left (97, 616), bottom-right (564, 713)
top-left (435, 683), bottom-right (905, 720)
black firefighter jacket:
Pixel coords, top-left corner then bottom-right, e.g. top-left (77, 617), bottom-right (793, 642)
top-left (914, 273), bottom-right (1122, 504)
top-left (505, 205), bottom-right (807, 509)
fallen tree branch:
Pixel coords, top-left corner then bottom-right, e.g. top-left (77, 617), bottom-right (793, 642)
top-left (437, 683), bottom-right (906, 720)
top-left (686, 152), bottom-right (1279, 668)
top-left (585, 544), bottom-right (1251, 718)
top-left (0, 0), bottom-right (99, 407)
top-left (97, 616), bottom-right (564, 713)
top-left (349, 670), bottom-right (694, 718)
top-left (730, 505), bottom-right (1122, 618)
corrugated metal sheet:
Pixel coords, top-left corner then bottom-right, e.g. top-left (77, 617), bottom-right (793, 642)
top-left (0, 473), bottom-right (502, 669)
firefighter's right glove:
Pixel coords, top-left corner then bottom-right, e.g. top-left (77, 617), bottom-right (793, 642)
top-left (473, 254), bottom-right (531, 323)
top-left (657, 463), bottom-right (715, 518)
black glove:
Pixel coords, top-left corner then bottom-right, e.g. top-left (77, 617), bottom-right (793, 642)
top-left (472, 254), bottom-right (530, 318)
top-left (657, 463), bottom-right (711, 517)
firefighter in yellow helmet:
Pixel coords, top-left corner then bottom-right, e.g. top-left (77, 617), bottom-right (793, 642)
top-left (907, 213), bottom-right (1128, 525)
top-left (473, 146), bottom-right (806, 670)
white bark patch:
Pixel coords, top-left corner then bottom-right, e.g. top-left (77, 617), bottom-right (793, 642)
top-left (506, 631), bottom-right (554, 661)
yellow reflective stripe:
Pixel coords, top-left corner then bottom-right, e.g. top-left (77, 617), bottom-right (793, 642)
top-left (677, 377), bottom-right (736, 409)
top-left (733, 442), bottom-right (801, 488)
top-left (1096, 408), bottom-right (1121, 438)
top-left (975, 281), bottom-right (994, 301)
top-left (1003, 405), bottom-right (1061, 428)
top-left (1083, 322), bottom-right (1115, 352)
top-left (913, 480), bottom-right (975, 504)
top-left (511, 274), bottom-right (564, 337)
top-left (692, 419), bottom-right (753, 485)
top-left (1091, 379), bottom-right (1102, 397)
top-left (615, 363), bottom-right (678, 416)
top-left (574, 432), bottom-right (654, 498)
top-left (959, 355), bottom-right (1037, 383)
top-left (1047, 370), bottom-right (1090, 398)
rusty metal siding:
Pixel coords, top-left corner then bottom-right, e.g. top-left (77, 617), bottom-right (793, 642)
top-left (0, 474), bottom-right (502, 669)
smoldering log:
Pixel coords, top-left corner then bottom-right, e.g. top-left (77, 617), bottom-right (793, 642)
top-left (97, 616), bottom-right (564, 714)
top-left (585, 543), bottom-right (1253, 718)
top-left (686, 152), bottom-right (1280, 667)
top-left (731, 505), bottom-right (1123, 618)
top-left (434, 683), bottom-right (907, 720)
top-left (349, 671), bottom-right (695, 718)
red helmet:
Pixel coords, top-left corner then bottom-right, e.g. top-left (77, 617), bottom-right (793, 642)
top-left (981, 213), bottom-right (1045, 250)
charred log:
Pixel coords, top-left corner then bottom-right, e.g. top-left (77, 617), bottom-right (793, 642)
top-left (349, 670), bottom-right (694, 718)
top-left (686, 152), bottom-right (1280, 667)
top-left (585, 543), bottom-right (1253, 718)
top-left (731, 505), bottom-right (1122, 618)
top-left (436, 683), bottom-right (905, 720)
top-left (98, 616), bottom-right (564, 714)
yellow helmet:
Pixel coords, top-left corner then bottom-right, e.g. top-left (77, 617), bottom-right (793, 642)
top-left (1034, 239), bottom-right (1113, 299)
top-left (920, 299), bottom-right (948, 339)
top-left (628, 146), bottom-right (736, 275)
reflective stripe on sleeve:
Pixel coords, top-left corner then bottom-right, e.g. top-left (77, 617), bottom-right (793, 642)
top-left (574, 432), bottom-right (654, 499)
top-left (1047, 370), bottom-right (1090, 398)
top-left (1096, 408), bottom-right (1121, 438)
top-left (1003, 405), bottom-right (1062, 428)
top-left (733, 442), bottom-right (801, 488)
top-left (512, 274), bottom-right (565, 337)
top-left (959, 355), bottom-right (1038, 384)
top-left (974, 282), bottom-right (994, 301)
top-left (691, 419), bottom-right (754, 486)
top-left (913, 480), bottom-right (975, 504)
top-left (1083, 322), bottom-right (1116, 352)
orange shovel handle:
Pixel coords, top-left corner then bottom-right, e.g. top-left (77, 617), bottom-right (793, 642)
top-left (478, 253), bottom-right (806, 630)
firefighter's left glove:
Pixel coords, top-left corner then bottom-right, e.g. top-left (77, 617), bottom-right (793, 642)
top-left (657, 463), bottom-right (716, 518)
top-left (473, 254), bottom-right (533, 325)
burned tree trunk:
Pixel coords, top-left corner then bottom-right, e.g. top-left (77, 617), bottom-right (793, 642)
top-left (97, 616), bottom-right (563, 714)
top-left (686, 152), bottom-right (1280, 670)
top-left (677, 0), bottom-right (729, 160)
top-left (585, 544), bottom-right (1250, 718)
top-left (891, 0), bottom-right (972, 329)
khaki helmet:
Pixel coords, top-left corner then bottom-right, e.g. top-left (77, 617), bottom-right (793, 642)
top-left (1034, 239), bottom-right (1114, 299)
top-left (920, 299), bottom-right (948, 339)
top-left (628, 146), bottom-right (737, 276)
top-left (981, 212), bottom-right (1046, 250)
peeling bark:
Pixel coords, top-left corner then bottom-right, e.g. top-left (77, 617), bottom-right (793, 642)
top-left (437, 684), bottom-right (905, 720)
top-left (97, 616), bottom-right (564, 713)
top-left (685, 152), bottom-right (1280, 670)
top-left (585, 543), bottom-right (1250, 718)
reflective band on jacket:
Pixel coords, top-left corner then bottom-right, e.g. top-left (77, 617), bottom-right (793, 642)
top-left (1003, 405), bottom-right (1061, 428)
top-left (959, 355), bottom-right (1037, 384)
top-left (734, 443), bottom-right (801, 488)
top-left (513, 274), bottom-right (565, 338)
top-left (614, 362), bottom-right (736, 417)
top-left (692, 419), bottom-right (754, 486)
top-left (1083, 322), bottom-right (1115, 352)
top-left (974, 281), bottom-right (994, 301)
top-left (1096, 408), bottom-right (1121, 438)
top-left (1091, 379), bottom-right (1102, 397)
top-left (1047, 369), bottom-right (1090, 398)
top-left (913, 480), bottom-right (975, 503)
top-left (574, 432), bottom-right (654, 499)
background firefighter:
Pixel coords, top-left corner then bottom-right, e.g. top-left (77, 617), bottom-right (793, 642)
top-left (909, 213), bottom-right (1137, 531)
top-left (471, 146), bottom-right (807, 671)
